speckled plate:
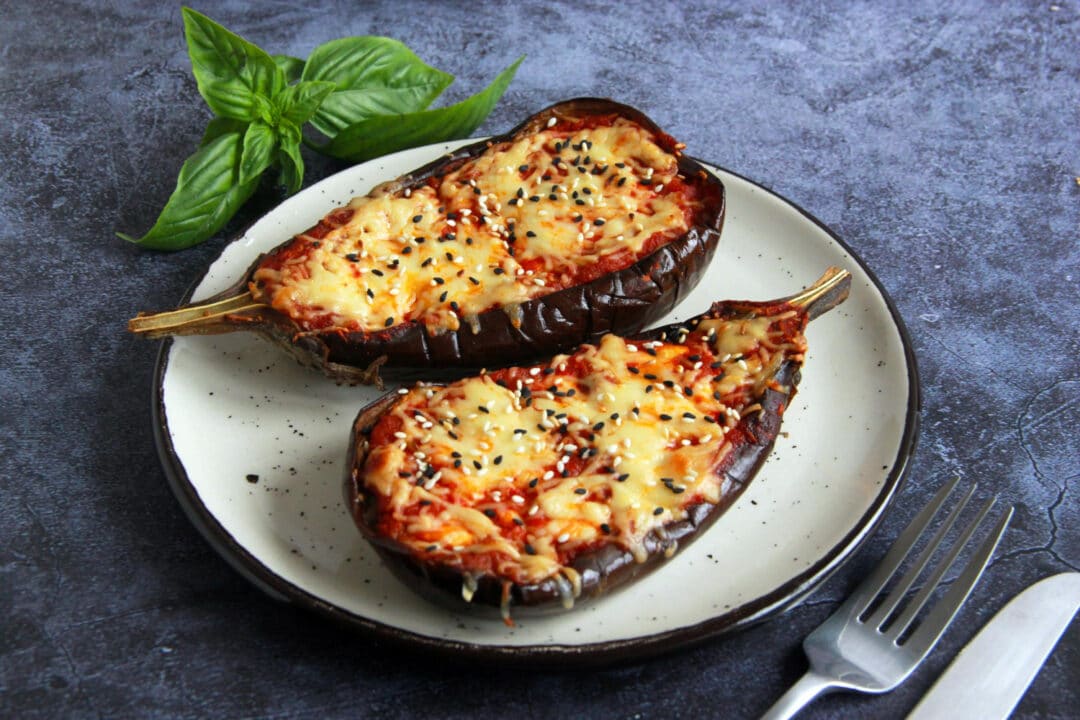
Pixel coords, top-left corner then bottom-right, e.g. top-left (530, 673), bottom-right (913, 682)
top-left (153, 140), bottom-right (919, 665)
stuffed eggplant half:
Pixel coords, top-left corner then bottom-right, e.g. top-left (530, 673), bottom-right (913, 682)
top-left (346, 268), bottom-right (851, 622)
top-left (130, 98), bottom-right (726, 386)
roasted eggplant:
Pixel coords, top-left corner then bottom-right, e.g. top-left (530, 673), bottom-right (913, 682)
top-left (130, 98), bottom-right (726, 386)
top-left (345, 268), bottom-right (852, 621)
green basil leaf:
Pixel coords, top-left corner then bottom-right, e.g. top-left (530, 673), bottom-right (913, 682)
top-left (199, 116), bottom-right (247, 147)
top-left (117, 132), bottom-right (258, 251)
top-left (239, 121), bottom-right (277, 186)
top-left (182, 7), bottom-right (283, 121)
top-left (275, 80), bottom-right (336, 125)
top-left (317, 56), bottom-right (523, 163)
top-left (302, 36), bottom-right (453, 137)
top-left (277, 136), bottom-right (304, 195)
top-left (273, 54), bottom-right (305, 84)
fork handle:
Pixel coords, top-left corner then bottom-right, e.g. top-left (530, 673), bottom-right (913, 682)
top-left (760, 670), bottom-right (837, 720)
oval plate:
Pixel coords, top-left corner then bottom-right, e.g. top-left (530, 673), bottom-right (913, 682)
top-left (153, 140), bottom-right (919, 665)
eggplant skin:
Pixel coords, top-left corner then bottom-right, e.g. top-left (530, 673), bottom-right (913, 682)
top-left (344, 360), bottom-right (797, 617)
top-left (233, 98), bottom-right (725, 385)
top-left (342, 264), bottom-right (854, 619)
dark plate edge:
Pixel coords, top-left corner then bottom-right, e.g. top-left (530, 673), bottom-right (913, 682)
top-left (150, 158), bottom-right (921, 668)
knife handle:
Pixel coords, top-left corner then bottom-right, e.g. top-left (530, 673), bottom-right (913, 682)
top-left (760, 670), bottom-right (837, 720)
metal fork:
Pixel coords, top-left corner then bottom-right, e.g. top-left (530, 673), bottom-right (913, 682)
top-left (761, 478), bottom-right (1013, 719)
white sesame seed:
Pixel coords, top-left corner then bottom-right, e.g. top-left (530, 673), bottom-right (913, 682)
top-left (547, 116), bottom-right (557, 127)
top-left (557, 532), bottom-right (570, 543)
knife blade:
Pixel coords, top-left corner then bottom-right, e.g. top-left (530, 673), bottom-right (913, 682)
top-left (907, 572), bottom-right (1080, 720)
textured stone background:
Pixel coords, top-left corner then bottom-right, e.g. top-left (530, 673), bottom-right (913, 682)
top-left (2, 1), bottom-right (1077, 717)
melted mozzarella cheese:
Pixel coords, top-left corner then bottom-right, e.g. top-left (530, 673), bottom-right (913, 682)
top-left (251, 118), bottom-right (700, 332)
top-left (360, 307), bottom-right (807, 588)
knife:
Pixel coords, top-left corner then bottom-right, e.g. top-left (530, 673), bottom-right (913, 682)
top-left (907, 572), bottom-right (1080, 720)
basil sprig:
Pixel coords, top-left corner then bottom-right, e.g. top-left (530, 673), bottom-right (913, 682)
top-left (120, 7), bottom-right (522, 251)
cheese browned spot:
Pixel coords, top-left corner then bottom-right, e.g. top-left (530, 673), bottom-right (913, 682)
top-left (250, 117), bottom-right (709, 333)
top-left (360, 306), bottom-right (807, 590)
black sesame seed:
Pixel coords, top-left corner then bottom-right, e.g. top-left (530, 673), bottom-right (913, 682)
top-left (372, 269), bottom-right (384, 277)
top-left (600, 523), bottom-right (611, 534)
top-left (493, 455), bottom-right (503, 465)
top-left (473, 460), bottom-right (482, 470)
top-left (529, 478), bottom-right (539, 487)
top-left (401, 246), bottom-right (412, 255)
top-left (653, 507), bottom-right (664, 516)
top-left (345, 253), bottom-right (359, 262)
top-left (469, 276), bottom-right (480, 285)
top-left (524, 544), bottom-right (536, 555)
top-left (478, 405), bottom-right (490, 414)
top-left (659, 413), bottom-right (673, 421)
top-left (484, 509), bottom-right (496, 518)
top-left (574, 487), bottom-right (587, 495)
top-left (412, 215), bottom-right (423, 223)
top-left (384, 317), bottom-right (394, 327)
top-left (616, 473), bottom-right (630, 482)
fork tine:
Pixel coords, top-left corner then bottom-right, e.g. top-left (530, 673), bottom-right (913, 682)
top-left (903, 503), bottom-right (1013, 655)
top-left (866, 483), bottom-right (978, 628)
top-left (885, 495), bottom-right (996, 638)
top-left (839, 478), bottom-right (959, 617)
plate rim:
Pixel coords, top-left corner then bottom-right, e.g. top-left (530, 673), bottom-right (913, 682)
top-left (150, 148), bottom-right (921, 667)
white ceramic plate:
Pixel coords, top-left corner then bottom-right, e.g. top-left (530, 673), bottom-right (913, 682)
top-left (154, 140), bottom-right (919, 664)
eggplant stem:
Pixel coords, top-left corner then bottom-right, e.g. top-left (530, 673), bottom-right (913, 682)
top-left (128, 291), bottom-right (266, 337)
top-left (787, 266), bottom-right (852, 320)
